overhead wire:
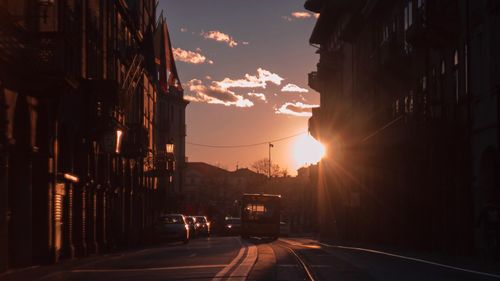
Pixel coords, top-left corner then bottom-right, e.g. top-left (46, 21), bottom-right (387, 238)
top-left (186, 131), bottom-right (307, 148)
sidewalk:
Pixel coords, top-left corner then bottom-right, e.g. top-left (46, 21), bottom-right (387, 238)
top-left (0, 242), bottom-right (169, 281)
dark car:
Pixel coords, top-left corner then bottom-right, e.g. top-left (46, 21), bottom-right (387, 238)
top-left (195, 216), bottom-right (211, 236)
top-left (223, 217), bottom-right (241, 236)
top-left (185, 216), bottom-right (198, 238)
top-left (154, 214), bottom-right (190, 244)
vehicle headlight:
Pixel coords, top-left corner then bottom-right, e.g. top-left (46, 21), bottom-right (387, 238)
top-left (227, 224), bottom-right (232, 229)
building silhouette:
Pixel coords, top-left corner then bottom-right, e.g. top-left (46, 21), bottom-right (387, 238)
top-left (306, 0), bottom-right (499, 255)
top-left (0, 0), bottom-right (187, 271)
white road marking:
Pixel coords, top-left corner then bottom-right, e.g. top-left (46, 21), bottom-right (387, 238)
top-left (71, 264), bottom-right (227, 273)
top-left (229, 244), bottom-right (258, 281)
top-left (211, 239), bottom-right (247, 281)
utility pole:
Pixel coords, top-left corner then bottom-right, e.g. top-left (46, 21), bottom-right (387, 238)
top-left (268, 143), bottom-right (273, 178)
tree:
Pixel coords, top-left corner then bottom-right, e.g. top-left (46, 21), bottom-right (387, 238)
top-left (251, 158), bottom-right (288, 177)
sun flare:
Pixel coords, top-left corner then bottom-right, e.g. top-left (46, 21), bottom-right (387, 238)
top-left (293, 134), bottom-right (325, 168)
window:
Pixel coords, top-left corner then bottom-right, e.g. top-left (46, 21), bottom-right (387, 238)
top-left (405, 1), bottom-right (414, 30)
top-left (422, 76), bottom-right (427, 92)
top-left (453, 49), bottom-right (460, 103)
top-left (464, 44), bottom-right (469, 95)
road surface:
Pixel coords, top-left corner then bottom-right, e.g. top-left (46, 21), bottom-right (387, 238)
top-left (1, 236), bottom-right (499, 281)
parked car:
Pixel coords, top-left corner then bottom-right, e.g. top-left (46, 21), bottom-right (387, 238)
top-left (185, 216), bottom-right (198, 238)
top-left (154, 214), bottom-right (190, 244)
top-left (279, 221), bottom-right (291, 237)
top-left (195, 216), bottom-right (211, 236)
top-left (223, 217), bottom-right (241, 236)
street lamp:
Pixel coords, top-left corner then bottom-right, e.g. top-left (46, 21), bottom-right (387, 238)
top-left (166, 142), bottom-right (174, 155)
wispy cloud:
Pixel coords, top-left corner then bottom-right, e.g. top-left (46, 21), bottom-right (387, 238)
top-left (173, 48), bottom-right (213, 65)
top-left (215, 68), bottom-right (284, 89)
top-left (201, 30), bottom-right (240, 48)
top-left (283, 11), bottom-right (314, 21)
top-left (185, 79), bottom-right (254, 108)
top-left (292, 12), bottom-right (312, 19)
top-left (275, 102), bottom-right (318, 117)
top-left (281, 83), bottom-right (309, 93)
top-left (247, 92), bottom-right (267, 102)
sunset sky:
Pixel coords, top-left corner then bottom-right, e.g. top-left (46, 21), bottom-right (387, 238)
top-left (159, 0), bottom-right (320, 175)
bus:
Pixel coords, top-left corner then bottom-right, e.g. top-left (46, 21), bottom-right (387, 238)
top-left (240, 193), bottom-right (281, 239)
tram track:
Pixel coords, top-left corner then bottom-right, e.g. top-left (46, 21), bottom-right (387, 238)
top-left (275, 240), bottom-right (317, 281)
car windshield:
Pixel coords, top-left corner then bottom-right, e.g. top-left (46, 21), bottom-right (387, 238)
top-left (186, 217), bottom-right (194, 224)
top-left (161, 216), bottom-right (184, 224)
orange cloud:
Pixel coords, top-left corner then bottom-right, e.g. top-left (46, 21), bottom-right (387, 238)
top-left (202, 30), bottom-right (239, 48)
top-left (173, 48), bottom-right (212, 65)
top-left (185, 79), bottom-right (254, 107)
top-left (281, 83), bottom-right (309, 93)
top-left (275, 102), bottom-right (318, 117)
top-left (247, 92), bottom-right (267, 102)
top-left (216, 68), bottom-right (284, 89)
top-left (291, 12), bottom-right (312, 19)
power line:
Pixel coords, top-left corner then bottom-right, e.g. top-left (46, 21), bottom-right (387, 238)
top-left (186, 131), bottom-right (307, 149)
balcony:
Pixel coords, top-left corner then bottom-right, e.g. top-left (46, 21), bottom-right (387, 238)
top-left (122, 124), bottom-right (149, 158)
top-left (308, 72), bottom-right (321, 92)
top-left (304, 0), bottom-right (323, 13)
top-left (308, 108), bottom-right (322, 141)
top-left (81, 80), bottom-right (124, 136)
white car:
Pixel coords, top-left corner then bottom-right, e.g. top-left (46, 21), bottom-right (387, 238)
top-left (154, 214), bottom-right (190, 244)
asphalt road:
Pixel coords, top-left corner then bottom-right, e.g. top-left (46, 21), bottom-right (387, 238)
top-left (1, 236), bottom-right (500, 281)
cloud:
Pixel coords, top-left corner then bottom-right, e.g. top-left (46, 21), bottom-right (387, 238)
top-left (275, 102), bottom-right (318, 117)
top-left (215, 68), bottom-right (284, 89)
top-left (283, 11), bottom-right (314, 21)
top-left (173, 48), bottom-right (213, 65)
top-left (291, 12), bottom-right (312, 19)
top-left (248, 92), bottom-right (267, 102)
top-left (185, 79), bottom-right (254, 108)
top-left (180, 27), bottom-right (188, 32)
top-left (281, 83), bottom-right (309, 93)
top-left (202, 30), bottom-right (240, 48)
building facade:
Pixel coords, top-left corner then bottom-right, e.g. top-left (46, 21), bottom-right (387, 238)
top-left (0, 0), bottom-right (187, 271)
top-left (307, 0), bottom-right (499, 255)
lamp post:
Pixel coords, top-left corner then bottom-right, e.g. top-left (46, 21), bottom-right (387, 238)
top-left (268, 143), bottom-right (273, 178)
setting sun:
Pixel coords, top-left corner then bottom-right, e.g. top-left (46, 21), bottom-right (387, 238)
top-left (293, 134), bottom-right (325, 168)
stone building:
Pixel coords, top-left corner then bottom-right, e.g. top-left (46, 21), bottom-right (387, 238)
top-left (306, 0), bottom-right (500, 255)
top-left (0, 0), bottom-right (187, 271)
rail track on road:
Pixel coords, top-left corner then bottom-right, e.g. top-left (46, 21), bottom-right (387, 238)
top-left (275, 240), bottom-right (317, 281)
